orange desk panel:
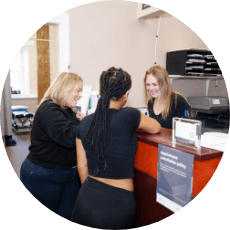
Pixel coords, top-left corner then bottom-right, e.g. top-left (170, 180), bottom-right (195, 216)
top-left (134, 140), bottom-right (222, 197)
top-left (134, 141), bottom-right (158, 178)
top-left (193, 157), bottom-right (222, 196)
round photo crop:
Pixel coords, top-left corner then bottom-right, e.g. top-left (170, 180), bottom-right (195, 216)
top-left (1, 1), bottom-right (229, 230)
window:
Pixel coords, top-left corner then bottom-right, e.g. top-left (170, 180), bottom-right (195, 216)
top-left (10, 46), bottom-right (30, 94)
top-left (10, 13), bottom-right (69, 97)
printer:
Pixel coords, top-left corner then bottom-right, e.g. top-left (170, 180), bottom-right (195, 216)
top-left (187, 96), bottom-right (228, 114)
top-left (187, 96), bottom-right (229, 131)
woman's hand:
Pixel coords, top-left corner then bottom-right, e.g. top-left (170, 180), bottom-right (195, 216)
top-left (76, 112), bottom-right (85, 121)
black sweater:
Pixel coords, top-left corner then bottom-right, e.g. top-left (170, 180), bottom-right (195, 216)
top-left (27, 100), bottom-right (80, 169)
top-left (148, 93), bottom-right (191, 129)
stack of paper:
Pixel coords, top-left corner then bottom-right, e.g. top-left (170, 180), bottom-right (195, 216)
top-left (201, 132), bottom-right (229, 152)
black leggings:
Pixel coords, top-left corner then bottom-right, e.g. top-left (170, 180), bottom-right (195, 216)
top-left (71, 177), bottom-right (136, 229)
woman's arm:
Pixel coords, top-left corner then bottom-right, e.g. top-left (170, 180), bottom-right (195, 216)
top-left (136, 112), bottom-right (161, 134)
top-left (76, 138), bottom-right (88, 184)
top-left (46, 106), bottom-right (80, 148)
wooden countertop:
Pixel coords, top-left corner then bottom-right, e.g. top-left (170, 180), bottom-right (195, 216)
top-left (136, 128), bottom-right (223, 161)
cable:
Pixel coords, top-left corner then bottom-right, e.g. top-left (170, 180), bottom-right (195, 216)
top-left (154, 16), bottom-right (161, 65)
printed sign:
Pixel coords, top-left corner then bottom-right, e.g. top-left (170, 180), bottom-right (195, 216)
top-left (156, 145), bottom-right (194, 212)
top-left (175, 121), bottom-right (197, 145)
top-left (173, 117), bottom-right (202, 150)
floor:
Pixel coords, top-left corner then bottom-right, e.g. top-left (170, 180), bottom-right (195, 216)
top-left (5, 131), bottom-right (30, 178)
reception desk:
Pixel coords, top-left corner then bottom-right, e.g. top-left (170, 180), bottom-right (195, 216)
top-left (133, 128), bottom-right (223, 227)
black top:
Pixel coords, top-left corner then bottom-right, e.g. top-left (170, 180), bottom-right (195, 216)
top-left (148, 93), bottom-right (191, 129)
top-left (76, 107), bottom-right (141, 179)
top-left (27, 100), bottom-right (80, 170)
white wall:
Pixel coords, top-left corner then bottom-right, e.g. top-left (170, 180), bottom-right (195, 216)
top-left (156, 13), bottom-right (228, 99)
top-left (68, 1), bottom-right (227, 108)
top-left (13, 1), bottom-right (228, 112)
top-left (155, 13), bottom-right (208, 66)
top-left (69, 1), bottom-right (156, 107)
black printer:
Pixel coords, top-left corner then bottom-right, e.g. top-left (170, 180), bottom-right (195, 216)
top-left (187, 96), bottom-right (229, 133)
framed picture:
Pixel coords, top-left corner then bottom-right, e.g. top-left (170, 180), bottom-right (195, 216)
top-left (142, 3), bottom-right (150, 10)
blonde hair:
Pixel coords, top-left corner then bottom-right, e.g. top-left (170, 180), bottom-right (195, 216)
top-left (144, 65), bottom-right (179, 120)
top-left (39, 72), bottom-right (83, 109)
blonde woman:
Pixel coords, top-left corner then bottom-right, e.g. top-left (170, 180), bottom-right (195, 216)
top-left (20, 72), bottom-right (84, 220)
top-left (144, 65), bottom-right (190, 129)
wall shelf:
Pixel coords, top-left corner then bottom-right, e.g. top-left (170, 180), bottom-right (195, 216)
top-left (11, 94), bottom-right (38, 100)
top-left (169, 75), bottom-right (224, 80)
top-left (168, 75), bottom-right (224, 97)
top-left (166, 49), bottom-right (222, 77)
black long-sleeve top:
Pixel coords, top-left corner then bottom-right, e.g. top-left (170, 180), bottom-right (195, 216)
top-left (27, 100), bottom-right (80, 169)
top-left (147, 93), bottom-right (191, 129)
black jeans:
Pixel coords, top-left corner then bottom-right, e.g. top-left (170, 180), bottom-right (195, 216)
top-left (71, 177), bottom-right (136, 229)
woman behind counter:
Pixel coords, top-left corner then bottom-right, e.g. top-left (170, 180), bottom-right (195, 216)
top-left (20, 72), bottom-right (84, 220)
top-left (71, 67), bottom-right (161, 229)
top-left (144, 65), bottom-right (191, 129)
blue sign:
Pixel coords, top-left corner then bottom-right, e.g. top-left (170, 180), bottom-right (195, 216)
top-left (156, 144), bottom-right (194, 212)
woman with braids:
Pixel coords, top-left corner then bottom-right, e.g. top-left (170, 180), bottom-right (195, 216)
top-left (71, 67), bottom-right (161, 229)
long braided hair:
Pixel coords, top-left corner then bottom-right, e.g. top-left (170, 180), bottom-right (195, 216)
top-left (88, 67), bottom-right (132, 175)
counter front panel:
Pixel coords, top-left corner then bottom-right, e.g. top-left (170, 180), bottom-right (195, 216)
top-left (133, 128), bottom-right (223, 227)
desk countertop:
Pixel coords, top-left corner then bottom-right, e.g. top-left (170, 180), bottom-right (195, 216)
top-left (136, 128), bottom-right (223, 161)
